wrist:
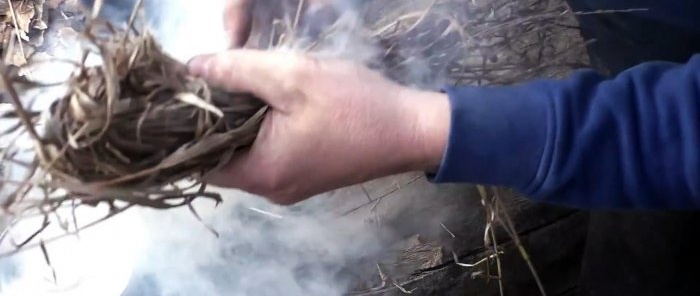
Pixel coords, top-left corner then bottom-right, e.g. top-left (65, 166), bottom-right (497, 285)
top-left (396, 88), bottom-right (451, 173)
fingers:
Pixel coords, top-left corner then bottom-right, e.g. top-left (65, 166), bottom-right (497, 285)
top-left (205, 152), bottom-right (251, 189)
top-left (188, 50), bottom-right (310, 109)
top-left (224, 0), bottom-right (253, 47)
top-left (205, 149), bottom-right (300, 205)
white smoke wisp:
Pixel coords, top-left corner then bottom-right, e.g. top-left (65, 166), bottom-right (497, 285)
top-left (0, 1), bottom-right (405, 296)
top-left (0, 207), bottom-right (145, 296)
top-left (145, 0), bottom-right (231, 63)
top-left (124, 192), bottom-right (388, 296)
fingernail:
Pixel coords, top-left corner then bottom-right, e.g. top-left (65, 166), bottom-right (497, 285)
top-left (187, 55), bottom-right (211, 76)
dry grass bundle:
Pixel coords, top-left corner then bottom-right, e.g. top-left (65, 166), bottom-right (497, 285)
top-left (33, 24), bottom-right (266, 206)
top-left (0, 1), bottom-right (272, 255)
top-left (7, 28), bottom-right (264, 207)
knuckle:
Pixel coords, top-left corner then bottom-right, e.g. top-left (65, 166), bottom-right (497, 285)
top-left (211, 54), bottom-right (240, 84)
top-left (204, 58), bottom-right (226, 82)
top-left (257, 171), bottom-right (290, 194)
top-left (282, 55), bottom-right (318, 89)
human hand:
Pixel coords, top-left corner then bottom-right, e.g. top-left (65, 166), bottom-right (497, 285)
top-left (188, 50), bottom-right (450, 205)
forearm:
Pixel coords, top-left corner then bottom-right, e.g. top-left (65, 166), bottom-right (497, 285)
top-left (428, 54), bottom-right (700, 209)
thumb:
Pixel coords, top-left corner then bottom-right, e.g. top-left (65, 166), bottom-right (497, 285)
top-left (188, 49), bottom-right (301, 109)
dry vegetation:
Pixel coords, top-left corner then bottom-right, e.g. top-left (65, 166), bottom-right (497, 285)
top-left (0, 0), bottom-right (50, 67)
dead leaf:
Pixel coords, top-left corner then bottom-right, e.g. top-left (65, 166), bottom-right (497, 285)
top-left (3, 31), bottom-right (32, 66)
top-left (5, 1), bottom-right (36, 38)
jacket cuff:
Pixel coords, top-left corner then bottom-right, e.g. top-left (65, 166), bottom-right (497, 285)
top-left (427, 84), bottom-right (552, 191)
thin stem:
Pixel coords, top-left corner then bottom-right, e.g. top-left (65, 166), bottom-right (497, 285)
top-left (293, 0), bottom-right (306, 31)
top-left (6, 0), bottom-right (26, 62)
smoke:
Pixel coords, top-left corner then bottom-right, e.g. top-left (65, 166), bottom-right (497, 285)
top-left (120, 192), bottom-right (391, 296)
top-left (0, 1), bottom-right (455, 296)
top-left (119, 2), bottom-right (395, 295)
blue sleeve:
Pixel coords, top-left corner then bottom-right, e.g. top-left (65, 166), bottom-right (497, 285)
top-left (430, 54), bottom-right (700, 210)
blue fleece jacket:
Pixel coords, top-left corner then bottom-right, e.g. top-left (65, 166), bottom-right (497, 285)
top-left (430, 3), bottom-right (700, 209)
